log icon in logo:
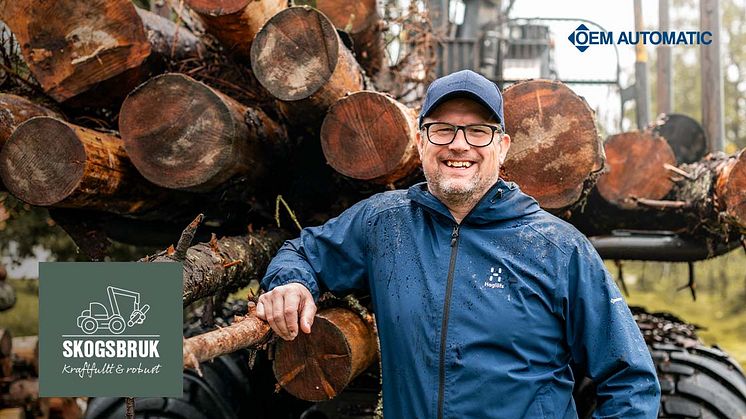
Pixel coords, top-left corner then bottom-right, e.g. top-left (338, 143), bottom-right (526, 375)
top-left (76, 286), bottom-right (151, 335)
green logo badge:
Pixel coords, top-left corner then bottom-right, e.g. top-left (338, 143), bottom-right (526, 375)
top-left (39, 262), bottom-right (182, 397)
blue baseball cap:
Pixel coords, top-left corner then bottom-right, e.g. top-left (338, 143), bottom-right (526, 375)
top-left (418, 70), bottom-right (505, 132)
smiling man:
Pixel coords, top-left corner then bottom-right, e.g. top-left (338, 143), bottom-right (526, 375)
top-left (259, 70), bottom-right (660, 418)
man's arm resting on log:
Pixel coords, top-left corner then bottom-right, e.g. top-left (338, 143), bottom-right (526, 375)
top-left (259, 199), bottom-right (371, 340)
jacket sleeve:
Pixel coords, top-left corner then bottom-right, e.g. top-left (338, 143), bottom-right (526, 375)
top-left (260, 199), bottom-right (370, 300)
top-left (563, 237), bottom-right (661, 418)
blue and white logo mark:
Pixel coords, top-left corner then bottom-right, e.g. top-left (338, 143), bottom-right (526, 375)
top-left (567, 24), bottom-right (593, 52)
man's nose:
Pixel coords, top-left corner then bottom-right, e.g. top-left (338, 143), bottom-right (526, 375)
top-left (448, 128), bottom-right (470, 152)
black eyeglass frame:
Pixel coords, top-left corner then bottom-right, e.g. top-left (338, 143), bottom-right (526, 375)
top-left (420, 122), bottom-right (504, 148)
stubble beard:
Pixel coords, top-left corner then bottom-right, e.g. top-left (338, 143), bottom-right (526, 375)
top-left (425, 166), bottom-right (496, 209)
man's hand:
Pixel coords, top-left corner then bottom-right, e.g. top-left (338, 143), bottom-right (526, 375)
top-left (256, 283), bottom-right (316, 340)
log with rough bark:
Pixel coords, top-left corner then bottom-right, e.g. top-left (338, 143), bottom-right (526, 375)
top-left (185, 0), bottom-right (286, 58)
top-left (573, 148), bottom-right (746, 239)
top-left (120, 73), bottom-right (287, 191)
top-left (10, 336), bottom-right (38, 376)
top-left (0, 0), bottom-right (151, 102)
top-left (0, 0), bottom-right (211, 106)
top-left (295, 0), bottom-right (385, 76)
top-left (135, 7), bottom-right (208, 61)
top-left (273, 307), bottom-right (377, 402)
top-left (596, 131), bottom-right (676, 209)
top-left (183, 304), bottom-right (270, 371)
top-left (320, 91), bottom-right (420, 184)
top-left (141, 216), bottom-right (289, 306)
top-left (0, 94), bottom-right (61, 151)
top-left (0, 117), bottom-right (168, 214)
top-left (250, 7), bottom-right (366, 124)
top-left (501, 79), bottom-right (604, 214)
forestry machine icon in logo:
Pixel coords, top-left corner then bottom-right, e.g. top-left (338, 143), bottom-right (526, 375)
top-left (76, 286), bottom-right (151, 335)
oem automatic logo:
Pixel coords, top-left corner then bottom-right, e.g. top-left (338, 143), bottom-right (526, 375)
top-left (39, 262), bottom-right (182, 397)
top-left (568, 23), bottom-right (712, 52)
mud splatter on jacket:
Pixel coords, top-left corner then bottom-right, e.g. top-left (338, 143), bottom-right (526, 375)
top-left (262, 179), bottom-right (660, 418)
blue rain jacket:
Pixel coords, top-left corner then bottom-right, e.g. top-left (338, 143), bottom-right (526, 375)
top-left (262, 179), bottom-right (660, 418)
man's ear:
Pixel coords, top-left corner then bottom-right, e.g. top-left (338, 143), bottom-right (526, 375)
top-left (415, 129), bottom-right (424, 157)
top-left (499, 133), bottom-right (511, 163)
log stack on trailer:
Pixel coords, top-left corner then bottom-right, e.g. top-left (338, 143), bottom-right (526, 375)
top-left (0, 0), bottom-right (744, 418)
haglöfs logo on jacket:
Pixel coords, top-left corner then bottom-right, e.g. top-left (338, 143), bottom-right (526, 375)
top-left (484, 266), bottom-right (505, 289)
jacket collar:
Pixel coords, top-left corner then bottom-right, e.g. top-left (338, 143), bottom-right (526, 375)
top-left (406, 178), bottom-right (541, 225)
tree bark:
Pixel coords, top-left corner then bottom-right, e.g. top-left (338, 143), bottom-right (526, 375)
top-left (141, 228), bottom-right (289, 306)
top-left (183, 305), bottom-right (270, 370)
top-left (0, 94), bottom-right (61, 151)
top-left (321, 91), bottom-right (420, 184)
top-left (120, 73), bottom-right (287, 191)
top-left (501, 79), bottom-right (605, 214)
top-left (573, 148), bottom-right (746, 239)
top-left (184, 0), bottom-right (286, 58)
top-left (296, 0), bottom-right (385, 76)
top-left (273, 307), bottom-right (377, 402)
top-left (0, 0), bottom-right (151, 102)
top-left (596, 131), bottom-right (676, 209)
top-left (135, 7), bottom-right (208, 62)
top-left (0, 117), bottom-right (166, 214)
top-left (250, 7), bottom-right (366, 125)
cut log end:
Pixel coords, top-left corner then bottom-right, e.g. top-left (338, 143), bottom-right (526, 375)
top-left (185, 0), bottom-right (252, 15)
top-left (120, 73), bottom-right (242, 190)
top-left (719, 151), bottom-right (746, 228)
top-left (2, 0), bottom-right (151, 101)
top-left (321, 91), bottom-right (419, 182)
top-left (597, 131), bottom-right (676, 209)
top-left (0, 117), bottom-right (85, 206)
top-left (251, 7), bottom-right (340, 101)
top-left (273, 308), bottom-right (375, 402)
top-left (501, 79), bottom-right (602, 210)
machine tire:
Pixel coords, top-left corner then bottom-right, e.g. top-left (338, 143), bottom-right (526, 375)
top-left (574, 308), bottom-right (746, 419)
top-left (81, 317), bottom-right (98, 334)
top-left (653, 343), bottom-right (746, 418)
top-left (109, 316), bottom-right (126, 334)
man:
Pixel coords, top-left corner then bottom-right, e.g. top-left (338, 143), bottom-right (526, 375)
top-left (258, 70), bottom-right (660, 418)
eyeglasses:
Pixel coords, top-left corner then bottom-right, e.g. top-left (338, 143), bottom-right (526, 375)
top-left (421, 122), bottom-right (503, 147)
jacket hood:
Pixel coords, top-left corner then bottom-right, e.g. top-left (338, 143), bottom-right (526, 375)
top-left (406, 178), bottom-right (542, 225)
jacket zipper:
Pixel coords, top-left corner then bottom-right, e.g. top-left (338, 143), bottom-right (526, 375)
top-left (437, 224), bottom-right (460, 419)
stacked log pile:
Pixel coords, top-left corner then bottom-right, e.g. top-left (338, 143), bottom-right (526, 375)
top-left (0, 0), bottom-right (744, 413)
